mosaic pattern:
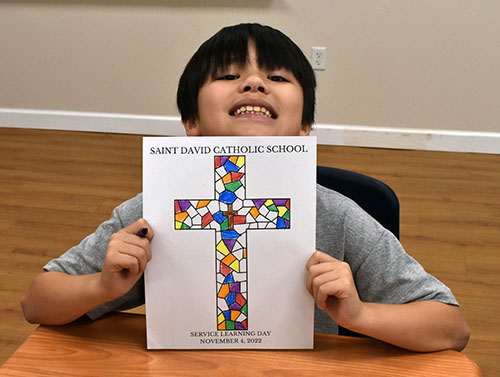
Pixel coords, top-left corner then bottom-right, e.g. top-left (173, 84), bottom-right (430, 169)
top-left (174, 155), bottom-right (291, 330)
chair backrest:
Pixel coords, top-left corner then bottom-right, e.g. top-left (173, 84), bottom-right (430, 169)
top-left (317, 166), bottom-right (400, 240)
top-left (317, 166), bottom-right (400, 337)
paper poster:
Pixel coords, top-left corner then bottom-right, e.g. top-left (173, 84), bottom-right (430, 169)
top-left (143, 136), bottom-right (316, 349)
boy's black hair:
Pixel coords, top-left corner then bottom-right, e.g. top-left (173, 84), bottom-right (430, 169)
top-left (177, 23), bottom-right (316, 127)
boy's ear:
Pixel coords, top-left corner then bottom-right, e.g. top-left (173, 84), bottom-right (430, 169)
top-left (183, 119), bottom-right (201, 136)
top-left (300, 123), bottom-right (312, 136)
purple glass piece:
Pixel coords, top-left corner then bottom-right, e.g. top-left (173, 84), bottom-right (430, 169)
top-left (252, 199), bottom-right (266, 209)
top-left (229, 282), bottom-right (241, 293)
top-left (230, 302), bottom-right (241, 310)
top-left (178, 200), bottom-right (191, 212)
top-left (274, 199), bottom-right (287, 206)
top-left (224, 239), bottom-right (236, 251)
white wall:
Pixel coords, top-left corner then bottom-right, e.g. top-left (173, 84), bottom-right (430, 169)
top-left (1, 1), bottom-right (499, 152)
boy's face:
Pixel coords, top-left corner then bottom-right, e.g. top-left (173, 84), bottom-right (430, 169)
top-left (184, 42), bottom-right (311, 137)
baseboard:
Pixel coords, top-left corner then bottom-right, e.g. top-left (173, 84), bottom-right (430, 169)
top-left (0, 108), bottom-right (186, 136)
top-left (1, 108), bottom-right (499, 154)
top-left (312, 123), bottom-right (500, 154)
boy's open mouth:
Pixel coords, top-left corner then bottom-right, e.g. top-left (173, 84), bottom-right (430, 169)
top-left (229, 100), bottom-right (277, 119)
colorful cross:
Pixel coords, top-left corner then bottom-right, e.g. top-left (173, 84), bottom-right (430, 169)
top-left (174, 155), bottom-right (291, 330)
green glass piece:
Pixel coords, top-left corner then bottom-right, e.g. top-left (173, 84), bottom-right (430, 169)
top-left (241, 303), bottom-right (247, 316)
top-left (225, 181), bottom-right (242, 192)
top-left (267, 204), bottom-right (278, 212)
top-left (283, 210), bottom-right (290, 220)
top-left (226, 320), bottom-right (235, 330)
top-left (181, 223), bottom-right (191, 230)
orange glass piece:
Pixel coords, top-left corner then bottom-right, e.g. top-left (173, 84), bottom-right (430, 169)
top-left (221, 254), bottom-right (236, 266)
top-left (175, 211), bottom-right (188, 223)
top-left (250, 206), bottom-right (260, 218)
top-left (196, 200), bottom-right (211, 208)
top-left (218, 284), bottom-right (229, 298)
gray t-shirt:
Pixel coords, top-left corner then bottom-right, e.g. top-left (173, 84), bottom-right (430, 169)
top-left (44, 185), bottom-right (458, 334)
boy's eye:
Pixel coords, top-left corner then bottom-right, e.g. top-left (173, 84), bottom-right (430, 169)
top-left (217, 74), bottom-right (240, 80)
top-left (268, 75), bottom-right (289, 82)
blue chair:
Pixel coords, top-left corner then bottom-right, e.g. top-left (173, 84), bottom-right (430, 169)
top-left (317, 166), bottom-right (399, 239)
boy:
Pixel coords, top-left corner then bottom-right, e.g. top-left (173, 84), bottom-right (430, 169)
top-left (22, 23), bottom-right (470, 352)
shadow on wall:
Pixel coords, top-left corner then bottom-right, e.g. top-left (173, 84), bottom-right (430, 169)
top-left (0, 0), bottom-right (277, 8)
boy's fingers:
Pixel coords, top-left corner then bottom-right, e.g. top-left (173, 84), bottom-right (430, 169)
top-left (306, 250), bottom-right (340, 269)
top-left (107, 235), bottom-right (148, 272)
top-left (114, 244), bottom-right (148, 274)
top-left (315, 280), bottom-right (343, 310)
top-left (121, 219), bottom-right (154, 242)
top-left (122, 233), bottom-right (152, 262)
top-left (306, 262), bottom-right (335, 296)
top-left (307, 260), bottom-right (339, 286)
top-left (110, 251), bottom-right (141, 275)
top-left (307, 261), bottom-right (353, 302)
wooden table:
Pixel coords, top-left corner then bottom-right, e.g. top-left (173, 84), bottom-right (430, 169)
top-left (0, 313), bottom-right (481, 376)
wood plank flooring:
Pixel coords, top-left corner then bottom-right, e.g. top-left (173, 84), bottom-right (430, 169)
top-left (0, 128), bottom-right (498, 375)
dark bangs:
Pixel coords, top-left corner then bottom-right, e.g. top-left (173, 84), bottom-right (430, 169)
top-left (177, 23), bottom-right (316, 126)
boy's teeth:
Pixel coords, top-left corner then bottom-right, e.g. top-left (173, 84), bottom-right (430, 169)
top-left (235, 105), bottom-right (272, 118)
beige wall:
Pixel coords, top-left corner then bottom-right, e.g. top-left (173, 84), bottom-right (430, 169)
top-left (1, 0), bottom-right (499, 132)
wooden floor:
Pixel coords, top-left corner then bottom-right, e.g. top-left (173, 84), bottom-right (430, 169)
top-left (0, 128), bottom-right (499, 375)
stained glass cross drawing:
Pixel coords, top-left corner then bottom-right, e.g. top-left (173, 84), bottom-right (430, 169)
top-left (174, 155), bottom-right (291, 331)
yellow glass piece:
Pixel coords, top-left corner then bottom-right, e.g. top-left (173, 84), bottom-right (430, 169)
top-left (236, 156), bottom-right (245, 167)
top-left (278, 206), bottom-right (288, 217)
top-left (218, 313), bottom-right (225, 324)
top-left (175, 221), bottom-right (183, 230)
top-left (218, 284), bottom-right (229, 298)
top-left (265, 199), bottom-right (274, 206)
top-left (175, 211), bottom-right (188, 222)
top-left (216, 240), bottom-right (230, 256)
top-left (229, 259), bottom-right (240, 272)
top-left (250, 206), bottom-right (260, 218)
top-left (196, 200), bottom-right (210, 208)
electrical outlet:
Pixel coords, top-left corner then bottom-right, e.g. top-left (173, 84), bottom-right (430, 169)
top-left (312, 47), bottom-right (327, 70)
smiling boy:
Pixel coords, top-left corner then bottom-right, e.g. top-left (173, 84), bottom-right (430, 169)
top-left (180, 42), bottom-right (308, 137)
top-left (22, 23), bottom-right (469, 352)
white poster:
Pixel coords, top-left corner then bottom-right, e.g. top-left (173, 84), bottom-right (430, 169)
top-left (143, 136), bottom-right (316, 349)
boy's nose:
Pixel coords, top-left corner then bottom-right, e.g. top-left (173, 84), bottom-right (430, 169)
top-left (240, 74), bottom-right (268, 94)
top-left (244, 85), bottom-right (265, 93)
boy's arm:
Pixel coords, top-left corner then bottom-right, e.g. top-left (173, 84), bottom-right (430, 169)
top-left (306, 251), bottom-right (470, 352)
top-left (21, 219), bottom-right (153, 325)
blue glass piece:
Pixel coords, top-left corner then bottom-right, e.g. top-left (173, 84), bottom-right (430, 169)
top-left (222, 230), bottom-right (240, 239)
top-left (223, 273), bottom-right (234, 284)
top-left (219, 190), bottom-right (236, 204)
top-left (223, 310), bottom-right (231, 320)
top-left (224, 160), bottom-right (239, 173)
top-left (213, 211), bottom-right (226, 224)
top-left (277, 217), bottom-right (286, 229)
top-left (226, 292), bottom-right (236, 305)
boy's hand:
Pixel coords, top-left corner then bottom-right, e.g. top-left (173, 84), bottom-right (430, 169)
top-left (306, 250), bottom-right (365, 330)
top-left (99, 219), bottom-right (154, 302)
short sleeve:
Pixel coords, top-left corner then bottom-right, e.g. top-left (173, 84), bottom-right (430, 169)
top-left (351, 230), bottom-right (458, 306)
top-left (43, 193), bottom-right (144, 319)
top-left (316, 184), bottom-right (458, 306)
